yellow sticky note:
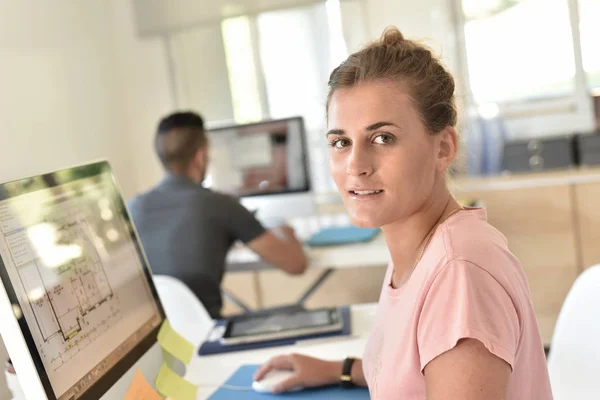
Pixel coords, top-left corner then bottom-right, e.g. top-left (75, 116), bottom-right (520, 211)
top-left (157, 320), bottom-right (194, 364)
top-left (124, 369), bottom-right (163, 400)
top-left (155, 362), bottom-right (197, 400)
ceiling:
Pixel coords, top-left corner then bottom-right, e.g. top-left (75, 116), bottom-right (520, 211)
top-left (132, 0), bottom-right (323, 36)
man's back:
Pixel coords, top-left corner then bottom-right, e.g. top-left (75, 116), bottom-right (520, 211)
top-left (127, 174), bottom-right (265, 319)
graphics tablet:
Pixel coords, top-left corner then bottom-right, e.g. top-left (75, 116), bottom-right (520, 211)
top-left (220, 307), bottom-right (343, 345)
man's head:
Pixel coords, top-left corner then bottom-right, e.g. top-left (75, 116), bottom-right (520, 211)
top-left (155, 111), bottom-right (209, 183)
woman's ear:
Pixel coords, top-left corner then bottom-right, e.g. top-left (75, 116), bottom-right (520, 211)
top-left (436, 126), bottom-right (458, 172)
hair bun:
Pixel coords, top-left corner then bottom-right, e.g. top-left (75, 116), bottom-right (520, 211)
top-left (380, 27), bottom-right (405, 46)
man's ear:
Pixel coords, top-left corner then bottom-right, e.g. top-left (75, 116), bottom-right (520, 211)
top-left (194, 145), bottom-right (208, 166)
top-left (436, 126), bottom-right (458, 173)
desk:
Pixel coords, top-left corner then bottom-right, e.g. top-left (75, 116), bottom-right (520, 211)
top-left (224, 227), bottom-right (389, 310)
top-left (186, 303), bottom-right (377, 399)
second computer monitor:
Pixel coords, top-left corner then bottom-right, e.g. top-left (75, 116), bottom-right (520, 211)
top-left (206, 117), bottom-right (315, 223)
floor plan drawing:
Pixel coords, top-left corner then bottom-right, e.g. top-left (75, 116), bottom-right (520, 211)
top-left (0, 197), bottom-right (124, 371)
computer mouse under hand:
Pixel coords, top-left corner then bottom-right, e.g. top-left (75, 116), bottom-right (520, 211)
top-left (252, 370), bottom-right (304, 393)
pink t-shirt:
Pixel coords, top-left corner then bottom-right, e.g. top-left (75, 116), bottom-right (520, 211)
top-left (362, 208), bottom-right (553, 399)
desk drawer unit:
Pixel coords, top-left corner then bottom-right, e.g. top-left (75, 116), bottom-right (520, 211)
top-left (577, 132), bottom-right (600, 166)
top-left (502, 136), bottom-right (576, 173)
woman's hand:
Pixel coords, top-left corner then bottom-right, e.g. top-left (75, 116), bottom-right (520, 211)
top-left (253, 354), bottom-right (342, 393)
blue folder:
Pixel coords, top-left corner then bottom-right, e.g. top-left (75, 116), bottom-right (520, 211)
top-left (305, 226), bottom-right (380, 247)
top-left (198, 307), bottom-right (351, 356)
top-left (207, 365), bottom-right (370, 399)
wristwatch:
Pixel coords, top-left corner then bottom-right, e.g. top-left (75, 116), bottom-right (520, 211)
top-left (340, 356), bottom-right (357, 388)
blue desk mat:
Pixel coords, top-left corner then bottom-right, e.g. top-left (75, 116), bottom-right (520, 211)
top-left (198, 307), bottom-right (351, 356)
top-left (207, 365), bottom-right (370, 399)
top-left (305, 226), bottom-right (380, 247)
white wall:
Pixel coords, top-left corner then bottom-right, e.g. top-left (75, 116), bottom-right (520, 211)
top-left (0, 0), bottom-right (173, 200)
top-left (0, 1), bottom-right (135, 195)
top-left (109, 0), bottom-right (175, 196)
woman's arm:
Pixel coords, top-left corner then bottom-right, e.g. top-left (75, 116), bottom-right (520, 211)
top-left (424, 338), bottom-right (510, 400)
top-left (254, 354), bottom-right (367, 393)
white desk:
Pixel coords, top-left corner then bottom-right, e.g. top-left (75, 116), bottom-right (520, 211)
top-left (226, 232), bottom-right (390, 272)
top-left (224, 214), bottom-right (390, 310)
top-left (186, 303), bottom-right (378, 399)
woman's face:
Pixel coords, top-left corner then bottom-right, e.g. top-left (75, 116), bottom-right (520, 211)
top-left (327, 81), bottom-right (453, 228)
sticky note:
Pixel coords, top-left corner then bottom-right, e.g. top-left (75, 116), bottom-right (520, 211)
top-left (155, 362), bottom-right (197, 400)
top-left (124, 369), bottom-right (163, 400)
top-left (157, 319), bottom-right (195, 364)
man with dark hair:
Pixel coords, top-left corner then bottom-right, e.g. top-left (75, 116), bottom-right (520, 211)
top-left (128, 111), bottom-right (307, 319)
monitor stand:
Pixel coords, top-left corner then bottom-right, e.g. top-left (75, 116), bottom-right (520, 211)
top-left (241, 192), bottom-right (316, 229)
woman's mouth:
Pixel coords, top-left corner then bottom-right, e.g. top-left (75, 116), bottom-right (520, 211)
top-left (349, 190), bottom-right (384, 196)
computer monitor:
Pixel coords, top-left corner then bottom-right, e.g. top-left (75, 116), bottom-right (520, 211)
top-left (206, 117), bottom-right (316, 226)
top-left (0, 161), bottom-right (166, 399)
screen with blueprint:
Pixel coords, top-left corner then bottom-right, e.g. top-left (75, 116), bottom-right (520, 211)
top-left (0, 162), bottom-right (163, 399)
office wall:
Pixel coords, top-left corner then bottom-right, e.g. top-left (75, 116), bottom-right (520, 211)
top-left (0, 1), bottom-right (134, 195)
top-left (0, 0), bottom-right (173, 199)
top-left (0, 2), bottom-right (121, 397)
top-left (109, 0), bottom-right (175, 196)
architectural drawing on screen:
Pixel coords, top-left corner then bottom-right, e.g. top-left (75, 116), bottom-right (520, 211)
top-left (0, 201), bottom-right (123, 371)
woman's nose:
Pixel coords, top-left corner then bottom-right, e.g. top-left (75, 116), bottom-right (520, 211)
top-left (346, 146), bottom-right (374, 177)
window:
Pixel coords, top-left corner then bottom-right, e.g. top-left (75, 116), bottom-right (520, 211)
top-left (221, 16), bottom-right (264, 124)
top-left (169, 1), bottom-right (351, 192)
top-left (225, 1), bottom-right (349, 193)
top-left (461, 0), bottom-right (577, 105)
top-left (578, 0), bottom-right (600, 92)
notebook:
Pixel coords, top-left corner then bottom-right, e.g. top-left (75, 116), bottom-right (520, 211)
top-left (198, 307), bottom-right (351, 356)
top-left (207, 365), bottom-right (370, 399)
top-left (305, 226), bottom-right (380, 247)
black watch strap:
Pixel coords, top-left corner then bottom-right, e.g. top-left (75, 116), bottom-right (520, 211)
top-left (340, 357), bottom-right (357, 388)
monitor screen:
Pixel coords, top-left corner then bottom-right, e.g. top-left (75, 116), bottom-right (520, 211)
top-left (0, 161), bottom-right (164, 400)
top-left (206, 117), bottom-right (310, 197)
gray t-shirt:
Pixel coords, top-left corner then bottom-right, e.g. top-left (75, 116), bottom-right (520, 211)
top-left (127, 174), bottom-right (265, 319)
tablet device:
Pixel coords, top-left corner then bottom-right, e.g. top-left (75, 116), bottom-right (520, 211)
top-left (220, 307), bottom-right (343, 345)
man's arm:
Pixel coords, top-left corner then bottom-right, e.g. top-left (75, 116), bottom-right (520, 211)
top-left (247, 225), bottom-right (307, 275)
top-left (222, 196), bottom-right (307, 275)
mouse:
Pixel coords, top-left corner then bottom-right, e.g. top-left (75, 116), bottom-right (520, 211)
top-left (252, 369), bottom-right (304, 393)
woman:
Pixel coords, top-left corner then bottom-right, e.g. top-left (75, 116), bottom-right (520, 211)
top-left (254, 27), bottom-right (553, 399)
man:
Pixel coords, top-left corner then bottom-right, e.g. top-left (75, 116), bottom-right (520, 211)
top-left (128, 111), bottom-right (307, 319)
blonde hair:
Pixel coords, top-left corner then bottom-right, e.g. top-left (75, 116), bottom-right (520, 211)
top-left (327, 27), bottom-right (457, 135)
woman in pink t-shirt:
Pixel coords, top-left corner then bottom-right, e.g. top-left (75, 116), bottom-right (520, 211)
top-left (254, 26), bottom-right (553, 399)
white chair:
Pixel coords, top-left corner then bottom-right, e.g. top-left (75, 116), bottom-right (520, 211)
top-left (548, 264), bottom-right (600, 399)
top-left (153, 275), bottom-right (214, 347)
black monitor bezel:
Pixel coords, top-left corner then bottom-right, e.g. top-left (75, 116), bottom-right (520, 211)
top-left (0, 160), bottom-right (166, 400)
top-left (206, 116), bottom-right (312, 197)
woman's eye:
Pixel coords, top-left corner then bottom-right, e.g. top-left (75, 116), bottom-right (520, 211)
top-left (373, 134), bottom-right (394, 145)
top-left (330, 138), bottom-right (350, 149)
